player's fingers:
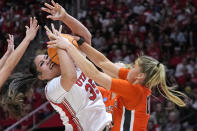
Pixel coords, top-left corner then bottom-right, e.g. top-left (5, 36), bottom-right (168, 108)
top-left (51, 23), bottom-right (57, 34)
top-left (46, 15), bottom-right (56, 20)
top-left (41, 7), bottom-right (52, 14)
top-left (44, 3), bottom-right (54, 10)
top-left (36, 25), bottom-right (40, 32)
top-left (44, 25), bottom-right (52, 34)
top-left (11, 35), bottom-right (14, 41)
top-left (47, 44), bottom-right (57, 48)
top-left (47, 39), bottom-right (58, 44)
top-left (30, 17), bottom-right (32, 27)
top-left (51, 0), bottom-right (56, 7)
top-left (33, 17), bottom-right (37, 27)
top-left (58, 25), bottom-right (62, 33)
top-left (8, 34), bottom-right (11, 40)
top-left (25, 26), bottom-right (30, 30)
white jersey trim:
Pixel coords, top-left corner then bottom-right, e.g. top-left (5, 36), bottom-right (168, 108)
top-left (130, 110), bottom-right (135, 131)
top-left (120, 107), bottom-right (135, 131)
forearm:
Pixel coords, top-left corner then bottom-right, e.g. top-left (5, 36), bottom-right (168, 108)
top-left (57, 49), bottom-right (76, 79)
top-left (6, 37), bottom-right (30, 68)
top-left (0, 37), bottom-right (31, 88)
top-left (80, 43), bottom-right (107, 67)
top-left (66, 44), bottom-right (111, 89)
top-left (0, 52), bottom-right (10, 69)
top-left (61, 13), bottom-right (91, 44)
top-left (79, 43), bottom-right (119, 78)
top-left (57, 49), bottom-right (77, 91)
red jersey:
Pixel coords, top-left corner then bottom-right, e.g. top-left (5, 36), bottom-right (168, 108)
top-left (98, 68), bottom-right (151, 131)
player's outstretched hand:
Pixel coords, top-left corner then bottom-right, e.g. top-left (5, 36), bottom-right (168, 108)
top-left (46, 25), bottom-right (72, 50)
top-left (25, 17), bottom-right (39, 41)
top-left (6, 34), bottom-right (15, 55)
top-left (45, 23), bottom-right (62, 41)
top-left (41, 0), bottom-right (66, 21)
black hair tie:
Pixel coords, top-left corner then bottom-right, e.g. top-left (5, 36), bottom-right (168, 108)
top-left (157, 62), bottom-right (160, 67)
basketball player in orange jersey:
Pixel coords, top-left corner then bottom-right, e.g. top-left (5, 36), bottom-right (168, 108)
top-left (0, 17), bottom-right (39, 89)
top-left (97, 62), bottom-right (134, 131)
top-left (47, 26), bottom-right (187, 131)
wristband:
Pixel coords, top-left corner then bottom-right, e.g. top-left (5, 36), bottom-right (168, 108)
top-left (77, 37), bottom-right (85, 46)
top-left (61, 33), bottom-right (79, 48)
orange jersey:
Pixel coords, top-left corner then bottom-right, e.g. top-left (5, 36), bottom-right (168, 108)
top-left (98, 68), bottom-right (151, 131)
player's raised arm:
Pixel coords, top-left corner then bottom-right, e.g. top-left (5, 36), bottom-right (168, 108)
top-left (0, 34), bottom-right (14, 70)
top-left (0, 17), bottom-right (39, 89)
top-left (41, 0), bottom-right (91, 44)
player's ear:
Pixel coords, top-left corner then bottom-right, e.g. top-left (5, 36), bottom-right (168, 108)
top-left (136, 73), bottom-right (145, 82)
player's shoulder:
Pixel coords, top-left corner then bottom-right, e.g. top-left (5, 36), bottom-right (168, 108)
top-left (47, 76), bottom-right (61, 86)
top-left (46, 76), bottom-right (68, 103)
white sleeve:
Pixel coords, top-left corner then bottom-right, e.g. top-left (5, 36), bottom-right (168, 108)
top-left (45, 76), bottom-right (68, 103)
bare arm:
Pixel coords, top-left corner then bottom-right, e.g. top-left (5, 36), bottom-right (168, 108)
top-left (68, 44), bottom-right (112, 90)
top-left (0, 17), bottom-right (39, 89)
top-left (42, 0), bottom-right (91, 44)
top-left (47, 33), bottom-right (112, 90)
top-left (57, 48), bottom-right (77, 91)
top-left (0, 35), bottom-right (14, 69)
top-left (61, 13), bottom-right (91, 44)
top-left (62, 41), bottom-right (112, 89)
top-left (0, 53), bottom-right (9, 70)
top-left (42, 0), bottom-right (119, 77)
top-left (79, 43), bottom-right (120, 78)
top-left (45, 26), bottom-right (120, 78)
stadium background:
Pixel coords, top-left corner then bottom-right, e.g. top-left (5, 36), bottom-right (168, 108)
top-left (0, 0), bottom-right (197, 130)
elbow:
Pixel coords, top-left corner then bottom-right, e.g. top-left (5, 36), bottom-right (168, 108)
top-left (70, 73), bottom-right (77, 82)
top-left (62, 73), bottom-right (77, 82)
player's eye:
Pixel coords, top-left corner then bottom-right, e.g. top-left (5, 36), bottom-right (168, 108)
top-left (44, 55), bottom-right (49, 59)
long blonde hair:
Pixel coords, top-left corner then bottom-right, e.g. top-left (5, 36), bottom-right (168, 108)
top-left (0, 73), bottom-right (36, 118)
top-left (137, 55), bottom-right (186, 107)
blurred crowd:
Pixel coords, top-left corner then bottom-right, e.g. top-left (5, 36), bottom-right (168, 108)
top-left (83, 0), bottom-right (197, 130)
top-left (0, 0), bottom-right (197, 130)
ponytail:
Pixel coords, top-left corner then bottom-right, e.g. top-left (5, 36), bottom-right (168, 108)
top-left (159, 64), bottom-right (186, 107)
top-left (138, 55), bottom-right (187, 107)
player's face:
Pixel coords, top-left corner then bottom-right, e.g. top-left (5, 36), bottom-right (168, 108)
top-left (127, 60), bottom-right (145, 84)
top-left (34, 54), bottom-right (61, 80)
